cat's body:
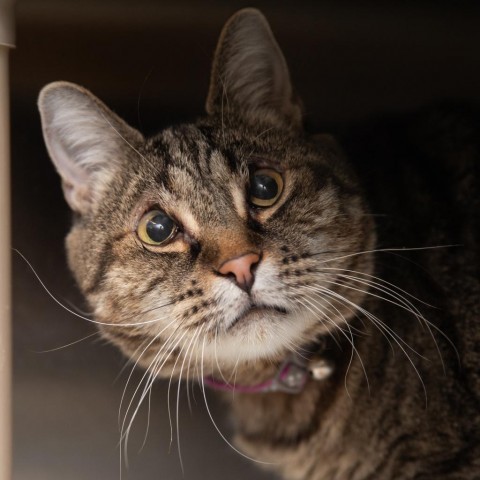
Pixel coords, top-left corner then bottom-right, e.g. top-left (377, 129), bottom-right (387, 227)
top-left (38, 9), bottom-right (479, 480)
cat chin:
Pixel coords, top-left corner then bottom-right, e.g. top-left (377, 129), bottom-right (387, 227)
top-left (201, 308), bottom-right (320, 366)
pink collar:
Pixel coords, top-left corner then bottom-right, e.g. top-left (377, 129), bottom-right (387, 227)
top-left (204, 353), bottom-right (333, 394)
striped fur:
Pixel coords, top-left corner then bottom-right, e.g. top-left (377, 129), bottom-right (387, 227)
top-left (38, 8), bottom-right (479, 480)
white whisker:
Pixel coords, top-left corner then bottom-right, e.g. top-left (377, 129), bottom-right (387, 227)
top-left (118, 317), bottom-right (178, 427)
top-left (120, 327), bottom-right (187, 466)
top-left (310, 284), bottom-right (428, 406)
top-left (313, 244), bottom-right (460, 266)
top-left (293, 291), bottom-right (368, 396)
top-left (200, 338), bottom-right (274, 465)
top-left (35, 330), bottom-right (99, 353)
top-left (15, 248), bottom-right (175, 328)
top-left (175, 328), bottom-right (204, 474)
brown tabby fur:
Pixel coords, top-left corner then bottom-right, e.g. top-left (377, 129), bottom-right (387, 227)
top-left (38, 8), bottom-right (479, 480)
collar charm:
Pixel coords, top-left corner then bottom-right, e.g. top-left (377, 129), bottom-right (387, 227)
top-left (204, 352), bottom-right (334, 395)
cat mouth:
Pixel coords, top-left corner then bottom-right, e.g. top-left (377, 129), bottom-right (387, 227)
top-left (227, 304), bottom-right (288, 330)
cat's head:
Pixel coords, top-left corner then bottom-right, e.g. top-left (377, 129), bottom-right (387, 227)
top-left (38, 9), bottom-right (375, 378)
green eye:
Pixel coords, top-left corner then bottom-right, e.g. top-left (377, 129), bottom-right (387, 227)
top-left (249, 169), bottom-right (284, 207)
top-left (137, 210), bottom-right (177, 245)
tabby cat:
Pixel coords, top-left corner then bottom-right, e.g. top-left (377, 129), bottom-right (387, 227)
top-left (38, 8), bottom-right (479, 480)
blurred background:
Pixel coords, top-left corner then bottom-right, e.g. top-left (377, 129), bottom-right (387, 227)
top-left (11, 1), bottom-right (480, 479)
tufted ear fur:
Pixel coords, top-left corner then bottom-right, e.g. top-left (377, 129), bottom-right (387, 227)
top-left (38, 82), bottom-right (144, 215)
top-left (206, 8), bottom-right (303, 130)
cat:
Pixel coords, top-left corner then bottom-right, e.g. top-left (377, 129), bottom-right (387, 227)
top-left (38, 8), bottom-right (479, 480)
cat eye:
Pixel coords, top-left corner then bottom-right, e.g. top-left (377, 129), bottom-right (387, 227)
top-left (137, 209), bottom-right (177, 246)
top-left (249, 169), bottom-right (284, 207)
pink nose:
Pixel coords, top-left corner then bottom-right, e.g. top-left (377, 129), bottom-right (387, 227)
top-left (218, 253), bottom-right (261, 292)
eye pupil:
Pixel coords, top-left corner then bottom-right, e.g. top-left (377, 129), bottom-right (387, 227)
top-left (146, 212), bottom-right (175, 243)
top-left (138, 209), bottom-right (177, 246)
top-left (249, 168), bottom-right (284, 207)
top-left (252, 174), bottom-right (279, 200)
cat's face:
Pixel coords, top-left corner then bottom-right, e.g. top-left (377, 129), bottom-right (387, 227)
top-left (38, 9), bottom-right (375, 376)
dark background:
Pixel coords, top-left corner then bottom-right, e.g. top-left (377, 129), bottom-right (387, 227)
top-left (11, 1), bottom-right (480, 479)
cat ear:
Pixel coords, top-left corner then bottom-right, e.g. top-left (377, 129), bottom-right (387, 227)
top-left (38, 82), bottom-right (144, 214)
top-left (206, 8), bottom-right (303, 129)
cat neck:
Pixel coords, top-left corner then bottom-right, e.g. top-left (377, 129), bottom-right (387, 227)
top-left (222, 330), bottom-right (358, 460)
top-left (204, 333), bottom-right (342, 395)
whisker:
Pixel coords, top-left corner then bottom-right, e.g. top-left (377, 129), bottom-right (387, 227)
top-left (62, 297), bottom-right (93, 316)
top-left (118, 320), bottom-right (180, 457)
top-left (317, 267), bottom-right (459, 369)
top-left (118, 317), bottom-right (178, 427)
top-left (34, 330), bottom-right (99, 353)
top-left (293, 291), bottom-right (369, 396)
top-left (120, 327), bottom-right (187, 466)
top-left (313, 271), bottom-right (444, 364)
top-left (119, 333), bottom-right (172, 468)
top-left (311, 284), bottom-right (428, 406)
top-left (176, 328), bottom-right (203, 474)
top-left (165, 338), bottom-right (191, 457)
top-left (185, 329), bottom-right (202, 412)
top-left (310, 244), bottom-right (461, 265)
top-left (136, 66), bottom-right (154, 131)
top-left (321, 273), bottom-right (427, 329)
top-left (148, 331), bottom-right (190, 442)
top-left (199, 337), bottom-right (275, 465)
top-left (213, 325), bottom-right (232, 386)
top-left (319, 266), bottom-right (437, 308)
top-left (15, 247), bottom-right (176, 328)
top-left (309, 283), bottom-right (427, 360)
top-left (138, 389), bottom-right (153, 454)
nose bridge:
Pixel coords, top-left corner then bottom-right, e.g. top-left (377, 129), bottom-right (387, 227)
top-left (216, 229), bottom-right (257, 262)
